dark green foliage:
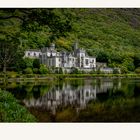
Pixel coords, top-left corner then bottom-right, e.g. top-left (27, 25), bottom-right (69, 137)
top-left (12, 58), bottom-right (26, 72)
top-left (39, 64), bottom-right (49, 74)
top-left (96, 49), bottom-right (109, 62)
top-left (33, 68), bottom-right (39, 74)
top-left (56, 67), bottom-right (63, 74)
top-left (113, 68), bottom-right (120, 74)
top-left (70, 67), bottom-right (79, 74)
top-left (24, 67), bottom-right (33, 74)
top-left (135, 67), bottom-right (140, 74)
top-left (59, 68), bottom-right (63, 74)
top-left (134, 54), bottom-right (140, 68)
top-left (16, 58), bottom-right (40, 74)
top-left (0, 89), bottom-right (36, 122)
top-left (24, 58), bottom-right (34, 68)
top-left (33, 59), bottom-right (40, 68)
top-left (0, 41), bottom-right (24, 72)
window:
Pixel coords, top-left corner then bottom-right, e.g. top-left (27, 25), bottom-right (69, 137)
top-left (86, 91), bottom-right (89, 97)
top-left (28, 53), bottom-right (30, 56)
top-left (34, 53), bottom-right (36, 56)
top-left (85, 59), bottom-right (89, 65)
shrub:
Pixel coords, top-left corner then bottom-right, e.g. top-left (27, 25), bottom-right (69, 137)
top-left (58, 68), bottom-right (63, 74)
top-left (55, 68), bottom-right (63, 74)
top-left (135, 67), bottom-right (140, 74)
top-left (120, 66), bottom-right (128, 74)
top-left (39, 64), bottom-right (48, 74)
top-left (33, 59), bottom-right (40, 69)
top-left (89, 70), bottom-right (96, 74)
top-left (96, 69), bottom-right (101, 74)
top-left (70, 67), bottom-right (79, 74)
top-left (113, 68), bottom-right (121, 74)
top-left (33, 68), bottom-right (39, 74)
top-left (7, 71), bottom-right (18, 78)
top-left (24, 58), bottom-right (34, 68)
top-left (24, 68), bottom-right (33, 74)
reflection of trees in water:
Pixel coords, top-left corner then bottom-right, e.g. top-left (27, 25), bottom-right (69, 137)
top-left (134, 83), bottom-right (140, 97)
top-left (33, 86), bottom-right (41, 99)
top-left (8, 86), bottom-right (27, 100)
top-left (66, 79), bottom-right (84, 90)
top-left (1, 82), bottom-right (52, 100)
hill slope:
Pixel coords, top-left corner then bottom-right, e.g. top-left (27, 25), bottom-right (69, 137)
top-left (0, 8), bottom-right (140, 72)
top-left (56, 9), bottom-right (140, 72)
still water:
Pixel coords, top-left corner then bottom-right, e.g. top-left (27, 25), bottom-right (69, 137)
top-left (1, 78), bottom-right (140, 122)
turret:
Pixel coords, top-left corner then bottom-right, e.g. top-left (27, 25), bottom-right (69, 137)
top-left (50, 43), bottom-right (55, 50)
top-left (73, 41), bottom-right (78, 51)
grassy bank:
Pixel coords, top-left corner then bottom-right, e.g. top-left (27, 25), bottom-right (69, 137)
top-left (56, 74), bottom-right (140, 81)
top-left (0, 73), bottom-right (57, 83)
top-left (0, 89), bottom-right (37, 122)
top-left (0, 73), bottom-right (140, 82)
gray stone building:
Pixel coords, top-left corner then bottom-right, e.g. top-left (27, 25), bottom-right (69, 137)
top-left (24, 43), bottom-right (121, 73)
top-left (40, 42), bottom-right (96, 72)
top-left (24, 49), bottom-right (42, 59)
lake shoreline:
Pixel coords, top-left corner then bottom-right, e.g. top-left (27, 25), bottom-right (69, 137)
top-left (0, 73), bottom-right (140, 82)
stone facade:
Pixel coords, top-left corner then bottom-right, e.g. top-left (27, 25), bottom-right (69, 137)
top-left (39, 43), bottom-right (96, 72)
top-left (24, 49), bottom-right (42, 59)
top-left (24, 43), bottom-right (121, 73)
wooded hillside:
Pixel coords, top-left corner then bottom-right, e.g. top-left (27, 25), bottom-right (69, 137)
top-left (0, 9), bottom-right (140, 73)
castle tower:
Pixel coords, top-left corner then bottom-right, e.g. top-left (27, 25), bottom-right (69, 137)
top-left (50, 43), bottom-right (55, 50)
top-left (73, 41), bottom-right (78, 51)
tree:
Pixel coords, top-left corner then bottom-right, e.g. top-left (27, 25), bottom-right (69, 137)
top-left (70, 67), bottom-right (79, 74)
top-left (96, 49), bottom-right (109, 63)
top-left (33, 59), bottom-right (40, 68)
top-left (0, 9), bottom-right (75, 72)
top-left (134, 54), bottom-right (140, 68)
top-left (24, 67), bottom-right (33, 74)
top-left (135, 67), bottom-right (140, 74)
top-left (122, 58), bottom-right (135, 72)
top-left (24, 58), bottom-right (34, 68)
top-left (0, 9), bottom-right (75, 40)
top-left (39, 64), bottom-right (49, 74)
top-left (0, 41), bottom-right (23, 73)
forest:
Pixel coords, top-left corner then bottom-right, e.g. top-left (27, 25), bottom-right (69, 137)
top-left (0, 8), bottom-right (140, 74)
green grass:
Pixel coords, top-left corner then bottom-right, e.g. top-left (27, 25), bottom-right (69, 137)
top-left (55, 73), bottom-right (140, 79)
top-left (1, 73), bottom-right (140, 82)
top-left (0, 89), bottom-right (37, 122)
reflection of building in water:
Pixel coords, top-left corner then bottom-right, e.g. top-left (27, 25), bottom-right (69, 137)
top-left (96, 81), bottom-right (113, 93)
top-left (23, 83), bottom-right (97, 114)
top-left (23, 79), bottom-right (121, 114)
top-left (96, 79), bottom-right (121, 94)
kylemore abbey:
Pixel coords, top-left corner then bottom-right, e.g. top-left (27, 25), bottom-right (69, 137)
top-left (24, 42), bottom-right (116, 73)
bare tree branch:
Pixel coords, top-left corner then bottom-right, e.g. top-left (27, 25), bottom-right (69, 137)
top-left (0, 15), bottom-right (24, 21)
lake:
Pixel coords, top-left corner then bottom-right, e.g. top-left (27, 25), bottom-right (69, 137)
top-left (0, 78), bottom-right (140, 122)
